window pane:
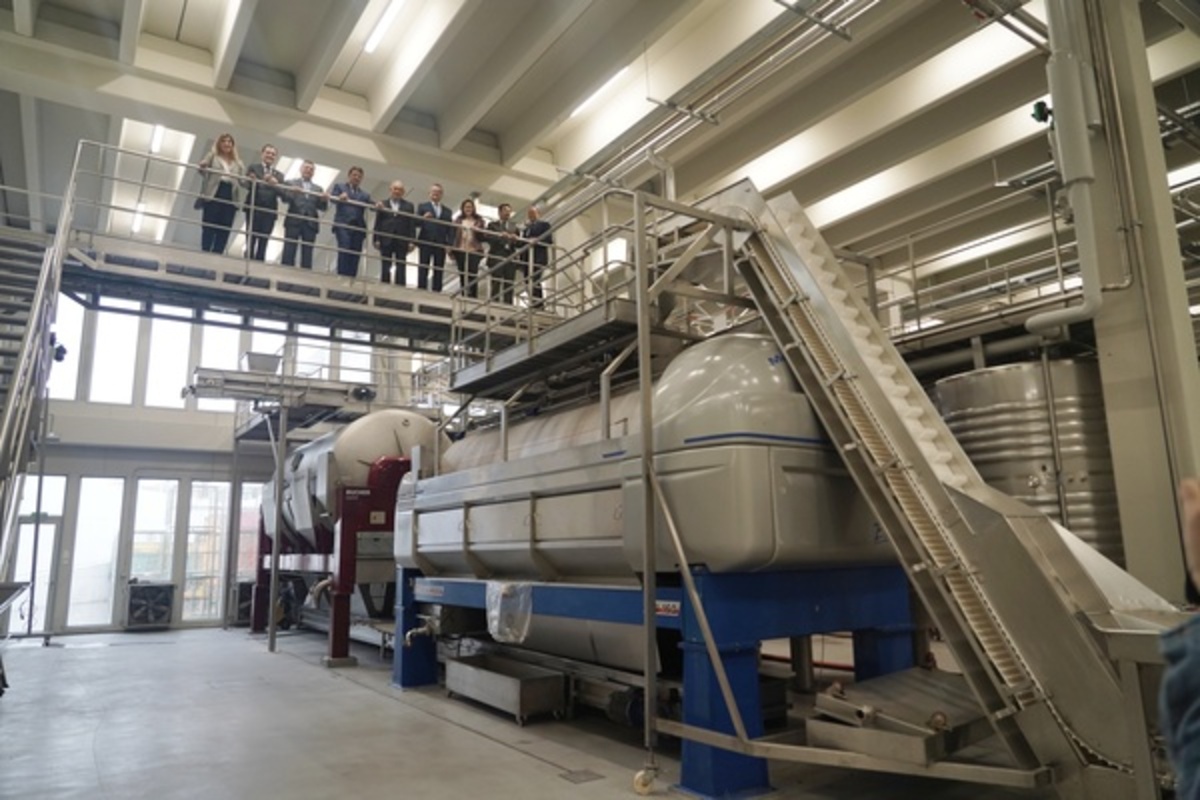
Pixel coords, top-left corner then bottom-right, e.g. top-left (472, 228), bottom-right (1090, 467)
top-left (89, 303), bottom-right (141, 404)
top-left (48, 295), bottom-right (84, 400)
top-left (183, 481), bottom-right (229, 621)
top-left (338, 330), bottom-right (372, 383)
top-left (5, 522), bottom-right (57, 635)
top-left (145, 315), bottom-right (192, 408)
top-left (251, 318), bottom-right (287, 360)
top-left (67, 477), bottom-right (125, 627)
top-left (236, 483), bottom-right (263, 582)
top-left (198, 312), bottom-right (241, 412)
top-left (18, 474), bottom-right (67, 516)
top-left (295, 325), bottom-right (330, 379)
top-left (131, 479), bottom-right (177, 582)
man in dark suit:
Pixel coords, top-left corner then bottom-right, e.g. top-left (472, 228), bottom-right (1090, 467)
top-left (484, 203), bottom-right (520, 303)
top-left (244, 144), bottom-right (284, 261)
top-left (521, 204), bottom-right (553, 306)
top-left (414, 183), bottom-right (455, 292)
top-left (373, 180), bottom-right (415, 285)
top-left (328, 166), bottom-right (373, 278)
top-left (280, 160), bottom-right (327, 269)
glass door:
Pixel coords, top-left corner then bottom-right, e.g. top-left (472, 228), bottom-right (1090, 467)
top-left (3, 517), bottom-right (60, 636)
top-left (66, 477), bottom-right (125, 628)
top-left (182, 481), bottom-right (230, 622)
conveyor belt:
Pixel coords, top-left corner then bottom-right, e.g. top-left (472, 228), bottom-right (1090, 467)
top-left (702, 180), bottom-right (1178, 795)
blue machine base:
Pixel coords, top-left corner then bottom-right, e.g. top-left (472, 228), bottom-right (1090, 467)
top-left (394, 565), bottom-right (912, 799)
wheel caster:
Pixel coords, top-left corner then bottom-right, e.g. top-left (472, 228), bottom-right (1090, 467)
top-left (633, 768), bottom-right (656, 796)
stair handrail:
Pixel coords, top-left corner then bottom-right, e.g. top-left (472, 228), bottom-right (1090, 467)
top-left (0, 141), bottom-right (83, 575)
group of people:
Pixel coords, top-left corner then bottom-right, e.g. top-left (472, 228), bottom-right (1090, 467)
top-left (194, 133), bottom-right (553, 303)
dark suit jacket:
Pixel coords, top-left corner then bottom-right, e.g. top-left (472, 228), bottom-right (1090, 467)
top-left (244, 163), bottom-right (284, 210)
top-left (282, 179), bottom-right (327, 235)
top-left (484, 218), bottom-right (520, 262)
top-left (522, 219), bottom-right (553, 266)
top-left (415, 202), bottom-right (456, 247)
top-left (374, 199), bottom-right (415, 247)
top-left (330, 183), bottom-right (372, 229)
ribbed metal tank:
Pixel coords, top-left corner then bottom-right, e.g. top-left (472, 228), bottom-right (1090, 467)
top-left (934, 360), bottom-right (1123, 565)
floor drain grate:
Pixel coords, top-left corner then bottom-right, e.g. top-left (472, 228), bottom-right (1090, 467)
top-left (560, 770), bottom-right (604, 784)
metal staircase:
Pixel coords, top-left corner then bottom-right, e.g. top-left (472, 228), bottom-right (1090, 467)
top-left (0, 226), bottom-right (59, 584)
top-left (703, 179), bottom-right (1180, 800)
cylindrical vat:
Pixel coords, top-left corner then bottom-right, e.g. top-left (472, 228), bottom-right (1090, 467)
top-left (934, 360), bottom-right (1123, 564)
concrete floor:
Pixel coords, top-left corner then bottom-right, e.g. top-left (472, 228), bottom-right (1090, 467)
top-left (0, 629), bottom-right (1050, 799)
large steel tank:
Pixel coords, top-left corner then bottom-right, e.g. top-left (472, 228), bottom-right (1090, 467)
top-left (396, 333), bottom-right (891, 581)
top-left (934, 359), bottom-right (1123, 564)
top-left (264, 409), bottom-right (444, 551)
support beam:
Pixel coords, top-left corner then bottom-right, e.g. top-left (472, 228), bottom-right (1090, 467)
top-left (211, 0), bottom-right (260, 91)
top-left (438, 0), bottom-right (590, 151)
top-left (499, 0), bottom-right (691, 166)
top-left (294, 0), bottom-right (369, 112)
top-left (118, 0), bottom-right (145, 65)
top-left (12, 0), bottom-right (39, 37)
top-left (18, 94), bottom-right (43, 233)
top-left (368, 0), bottom-right (482, 133)
top-left (0, 30), bottom-right (552, 204)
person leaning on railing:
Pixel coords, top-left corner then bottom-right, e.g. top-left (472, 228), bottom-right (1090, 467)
top-left (520, 204), bottom-right (553, 308)
top-left (415, 183), bottom-right (455, 293)
top-left (327, 166), bottom-right (373, 279)
top-left (484, 202), bottom-right (520, 304)
top-left (244, 143), bottom-right (284, 261)
top-left (280, 160), bottom-right (327, 270)
top-left (195, 132), bottom-right (246, 255)
top-left (455, 198), bottom-right (486, 299)
top-left (1162, 477), bottom-right (1200, 799)
top-left (374, 180), bottom-right (415, 286)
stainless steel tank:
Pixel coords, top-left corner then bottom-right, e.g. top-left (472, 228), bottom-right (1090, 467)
top-left (934, 359), bottom-right (1123, 564)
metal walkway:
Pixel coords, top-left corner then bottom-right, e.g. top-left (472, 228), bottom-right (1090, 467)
top-left (706, 180), bottom-right (1179, 800)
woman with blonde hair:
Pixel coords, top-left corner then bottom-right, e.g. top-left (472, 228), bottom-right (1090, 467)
top-left (195, 132), bottom-right (246, 254)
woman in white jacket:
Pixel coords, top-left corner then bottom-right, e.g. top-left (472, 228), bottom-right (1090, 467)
top-left (195, 132), bottom-right (246, 254)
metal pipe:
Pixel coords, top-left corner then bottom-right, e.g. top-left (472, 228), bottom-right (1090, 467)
top-left (1026, 0), bottom-right (1104, 333)
top-left (648, 468), bottom-right (749, 741)
top-left (632, 191), bottom-right (659, 775)
top-left (1039, 350), bottom-right (1072, 529)
top-left (906, 332), bottom-right (1065, 376)
top-left (266, 404), bottom-right (288, 653)
top-left (601, 341), bottom-right (638, 440)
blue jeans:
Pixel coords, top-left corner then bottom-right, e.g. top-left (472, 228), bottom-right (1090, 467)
top-left (1161, 614), bottom-right (1200, 799)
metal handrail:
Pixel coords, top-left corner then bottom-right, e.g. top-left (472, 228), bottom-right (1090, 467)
top-left (0, 143), bottom-right (82, 577)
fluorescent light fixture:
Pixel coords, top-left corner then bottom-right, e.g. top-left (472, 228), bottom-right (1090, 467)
top-left (1061, 275), bottom-right (1082, 290)
top-left (131, 203), bottom-right (146, 233)
top-left (571, 67), bottom-right (629, 119)
top-left (365, 1), bottom-right (401, 54)
top-left (1190, 303), bottom-right (1200, 317)
top-left (1168, 161), bottom-right (1200, 189)
top-left (150, 124), bottom-right (164, 154)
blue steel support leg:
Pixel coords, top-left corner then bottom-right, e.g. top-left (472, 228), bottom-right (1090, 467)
top-left (679, 570), bottom-right (770, 798)
top-left (852, 624), bottom-right (915, 681)
top-left (392, 567), bottom-right (437, 688)
top-left (680, 641), bottom-right (769, 798)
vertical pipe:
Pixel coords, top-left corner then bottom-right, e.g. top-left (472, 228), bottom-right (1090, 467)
top-left (223, 439), bottom-right (242, 629)
top-left (633, 192), bottom-right (658, 770)
top-left (267, 404), bottom-right (288, 653)
top-left (1039, 350), bottom-right (1072, 529)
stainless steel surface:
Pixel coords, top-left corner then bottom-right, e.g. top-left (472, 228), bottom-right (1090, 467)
top-left (0, 581), bottom-right (29, 615)
top-left (444, 654), bottom-right (566, 725)
top-left (935, 360), bottom-right (1123, 563)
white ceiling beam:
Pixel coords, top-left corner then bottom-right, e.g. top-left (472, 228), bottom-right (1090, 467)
top-left (0, 29), bottom-right (552, 202)
top-left (369, 0), bottom-right (483, 133)
top-left (498, 0), bottom-right (692, 167)
top-left (294, 0), bottom-right (370, 112)
top-left (18, 94), bottom-right (43, 232)
top-left (12, 0), bottom-right (39, 36)
top-left (211, 0), bottom-right (260, 91)
top-left (118, 0), bottom-right (145, 65)
top-left (438, 0), bottom-right (590, 151)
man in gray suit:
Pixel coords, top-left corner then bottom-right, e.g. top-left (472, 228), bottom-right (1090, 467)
top-left (280, 160), bottom-right (327, 269)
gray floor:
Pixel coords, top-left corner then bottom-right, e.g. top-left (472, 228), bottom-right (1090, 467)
top-left (0, 629), bottom-right (1048, 799)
